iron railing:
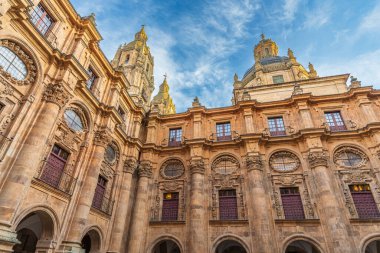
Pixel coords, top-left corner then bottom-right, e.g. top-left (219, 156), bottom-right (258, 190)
top-left (92, 194), bottom-right (114, 216)
top-left (35, 170), bottom-right (77, 195)
top-left (322, 120), bottom-right (357, 132)
top-left (209, 131), bottom-right (241, 142)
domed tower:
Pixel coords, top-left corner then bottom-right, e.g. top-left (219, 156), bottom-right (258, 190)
top-left (111, 26), bottom-right (154, 108)
top-left (151, 76), bottom-right (176, 115)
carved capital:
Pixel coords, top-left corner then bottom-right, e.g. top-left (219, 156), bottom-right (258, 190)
top-left (43, 82), bottom-right (70, 108)
top-left (308, 151), bottom-right (329, 169)
top-left (138, 161), bottom-right (153, 178)
top-left (189, 158), bottom-right (205, 175)
top-left (123, 157), bottom-right (138, 174)
top-left (245, 155), bottom-right (263, 171)
top-left (93, 130), bottom-right (112, 148)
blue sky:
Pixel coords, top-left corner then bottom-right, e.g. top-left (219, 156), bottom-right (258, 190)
top-left (71, 0), bottom-right (380, 112)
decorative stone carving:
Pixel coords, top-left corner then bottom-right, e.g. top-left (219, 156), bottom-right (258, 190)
top-left (93, 130), bottom-right (112, 147)
top-left (269, 151), bottom-right (300, 172)
top-left (273, 190), bottom-right (283, 218)
top-left (333, 146), bottom-right (368, 169)
top-left (211, 155), bottom-right (239, 175)
top-left (245, 155), bottom-right (263, 171)
top-left (0, 80), bottom-right (14, 98)
top-left (308, 151), bottom-right (329, 169)
top-left (189, 158), bottom-right (205, 175)
top-left (100, 163), bottom-right (114, 180)
top-left (160, 159), bottom-right (185, 179)
top-left (138, 161), bottom-right (153, 178)
top-left (124, 157), bottom-right (138, 174)
top-left (43, 82), bottom-right (70, 108)
top-left (303, 186), bottom-right (315, 218)
top-left (0, 40), bottom-right (37, 85)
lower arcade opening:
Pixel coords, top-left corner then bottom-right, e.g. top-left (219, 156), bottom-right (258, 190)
top-left (285, 240), bottom-right (321, 253)
top-left (215, 240), bottom-right (247, 253)
top-left (152, 240), bottom-right (181, 253)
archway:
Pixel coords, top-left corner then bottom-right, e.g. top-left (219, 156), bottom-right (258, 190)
top-left (215, 240), bottom-right (247, 253)
top-left (365, 240), bottom-right (380, 253)
top-left (12, 211), bottom-right (55, 253)
top-left (81, 229), bottom-right (101, 253)
top-left (285, 240), bottom-right (321, 253)
top-left (152, 240), bottom-right (181, 253)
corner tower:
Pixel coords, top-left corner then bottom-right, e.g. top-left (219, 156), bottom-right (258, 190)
top-left (111, 26), bottom-right (154, 108)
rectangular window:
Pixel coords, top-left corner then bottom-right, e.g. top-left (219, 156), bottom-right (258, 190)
top-left (29, 3), bottom-right (54, 35)
top-left (40, 145), bottom-right (69, 187)
top-left (168, 128), bottom-right (182, 147)
top-left (86, 67), bottom-right (98, 90)
top-left (219, 189), bottom-right (238, 220)
top-left (324, 111), bottom-right (346, 132)
top-left (272, 75), bottom-right (284, 84)
top-left (92, 176), bottom-right (107, 210)
top-left (117, 106), bottom-right (126, 120)
top-left (280, 187), bottom-right (305, 220)
top-left (216, 122), bottom-right (231, 141)
top-left (350, 184), bottom-right (380, 219)
top-left (162, 192), bottom-right (179, 221)
top-left (268, 117), bottom-right (286, 136)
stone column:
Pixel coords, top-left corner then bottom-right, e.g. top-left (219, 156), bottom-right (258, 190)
top-left (188, 157), bottom-right (207, 253)
top-left (126, 161), bottom-right (152, 253)
top-left (0, 83), bottom-right (69, 252)
top-left (64, 130), bottom-right (111, 251)
top-left (246, 154), bottom-right (276, 253)
top-left (108, 158), bottom-right (138, 253)
top-left (308, 151), bottom-right (355, 253)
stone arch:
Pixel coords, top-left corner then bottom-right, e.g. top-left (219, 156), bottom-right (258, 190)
top-left (212, 234), bottom-right (250, 253)
top-left (211, 152), bottom-right (241, 168)
top-left (282, 235), bottom-right (324, 253)
top-left (81, 226), bottom-right (103, 253)
top-left (268, 149), bottom-right (302, 173)
top-left (0, 35), bottom-right (43, 85)
top-left (360, 233), bottom-right (380, 253)
top-left (332, 144), bottom-right (369, 169)
top-left (159, 157), bottom-right (185, 179)
top-left (12, 206), bottom-right (59, 253)
top-left (267, 148), bottom-right (302, 163)
top-left (63, 100), bottom-right (94, 133)
top-left (149, 235), bottom-right (183, 253)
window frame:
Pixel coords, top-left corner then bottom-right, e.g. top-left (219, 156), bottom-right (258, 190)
top-left (324, 111), bottom-right (347, 132)
top-left (272, 75), bottom-right (284, 84)
top-left (0, 46), bottom-right (28, 80)
top-left (40, 144), bottom-right (69, 188)
top-left (168, 128), bottom-right (182, 147)
top-left (86, 66), bottom-right (98, 90)
top-left (349, 184), bottom-right (380, 219)
top-left (218, 189), bottom-right (238, 220)
top-left (280, 187), bottom-right (305, 220)
top-left (216, 122), bottom-right (232, 141)
top-left (29, 3), bottom-right (55, 36)
top-left (268, 116), bottom-right (286, 136)
top-left (161, 192), bottom-right (179, 221)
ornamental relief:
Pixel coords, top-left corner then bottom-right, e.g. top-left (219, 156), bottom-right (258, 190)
top-left (151, 179), bottom-right (186, 221)
top-left (0, 40), bottom-right (37, 86)
top-left (333, 146), bottom-right (368, 169)
top-left (55, 120), bottom-right (85, 152)
top-left (271, 174), bottom-right (316, 219)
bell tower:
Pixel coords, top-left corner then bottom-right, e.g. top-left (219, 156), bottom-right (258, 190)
top-left (111, 26), bottom-right (154, 108)
top-left (253, 34), bottom-right (279, 62)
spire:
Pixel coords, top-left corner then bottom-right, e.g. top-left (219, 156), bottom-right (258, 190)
top-left (151, 75), bottom-right (176, 115)
top-left (135, 25), bottom-right (148, 42)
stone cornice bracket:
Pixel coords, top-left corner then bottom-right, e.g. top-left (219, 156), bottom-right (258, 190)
top-left (93, 129), bottom-right (112, 147)
top-left (123, 157), bottom-right (138, 174)
top-left (138, 161), bottom-right (153, 178)
top-left (308, 151), bottom-right (329, 169)
top-left (189, 157), bottom-right (205, 175)
top-left (42, 82), bottom-right (70, 108)
top-left (246, 155), bottom-right (263, 172)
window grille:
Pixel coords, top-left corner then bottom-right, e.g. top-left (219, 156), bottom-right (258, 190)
top-left (268, 117), bottom-right (286, 136)
top-left (29, 3), bottom-right (53, 35)
top-left (280, 187), bottom-right (305, 220)
top-left (162, 192), bottom-right (179, 221)
top-left (168, 128), bottom-right (182, 147)
top-left (216, 122), bottom-right (231, 141)
top-left (219, 189), bottom-right (238, 220)
top-left (350, 184), bottom-right (380, 218)
top-left (324, 111), bottom-right (347, 132)
top-left (40, 145), bottom-right (69, 187)
top-left (0, 46), bottom-right (27, 80)
top-left (92, 176), bottom-right (107, 210)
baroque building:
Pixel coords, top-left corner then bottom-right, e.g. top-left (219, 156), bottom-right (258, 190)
top-left (0, 1), bottom-right (380, 253)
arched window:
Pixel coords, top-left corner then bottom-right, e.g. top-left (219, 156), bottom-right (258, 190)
top-left (333, 146), bottom-right (367, 168)
top-left (160, 159), bottom-right (185, 179)
top-left (64, 109), bottom-right (84, 132)
top-left (269, 151), bottom-right (300, 172)
top-left (0, 46), bottom-right (27, 80)
top-left (212, 155), bottom-right (239, 175)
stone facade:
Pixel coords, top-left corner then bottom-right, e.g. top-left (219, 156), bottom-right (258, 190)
top-left (0, 1), bottom-right (380, 253)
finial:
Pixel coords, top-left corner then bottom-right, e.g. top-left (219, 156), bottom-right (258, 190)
top-left (164, 73), bottom-right (168, 80)
top-left (288, 48), bottom-right (295, 59)
top-left (349, 76), bottom-right (361, 88)
top-left (308, 62), bottom-right (318, 78)
top-left (308, 62), bottom-right (315, 72)
top-left (192, 96), bottom-right (201, 107)
top-left (261, 33), bottom-right (265, 41)
top-left (234, 73), bottom-right (239, 82)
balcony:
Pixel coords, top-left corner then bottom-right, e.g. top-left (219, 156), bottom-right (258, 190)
top-left (262, 126), bottom-right (295, 137)
top-left (209, 204), bottom-right (248, 224)
top-left (209, 131), bottom-right (241, 142)
top-left (92, 194), bottom-right (114, 216)
top-left (323, 120), bottom-right (357, 132)
top-left (35, 170), bottom-right (77, 195)
top-left (161, 136), bottom-right (186, 147)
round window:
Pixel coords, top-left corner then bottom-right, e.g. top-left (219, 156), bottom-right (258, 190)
top-left (212, 155), bottom-right (239, 175)
top-left (160, 159), bottom-right (184, 179)
top-left (334, 147), bottom-right (367, 168)
top-left (64, 109), bottom-right (84, 132)
top-left (269, 151), bottom-right (300, 172)
top-left (105, 145), bottom-right (116, 163)
top-left (0, 46), bottom-right (27, 80)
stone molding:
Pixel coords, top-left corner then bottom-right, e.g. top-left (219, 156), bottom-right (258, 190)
top-left (333, 146), bottom-right (368, 169)
top-left (189, 158), bottom-right (205, 175)
top-left (42, 82), bottom-right (70, 108)
top-left (93, 130), bottom-right (112, 148)
top-left (138, 161), bottom-right (153, 178)
top-left (160, 159), bottom-right (185, 179)
top-left (0, 228), bottom-right (20, 244)
top-left (308, 151), bottom-right (329, 169)
top-left (123, 157), bottom-right (138, 174)
top-left (245, 155), bottom-right (263, 171)
top-left (269, 151), bottom-right (300, 172)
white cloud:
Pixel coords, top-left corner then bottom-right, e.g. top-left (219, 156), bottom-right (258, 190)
top-left (282, 0), bottom-right (300, 22)
top-left (358, 3), bottom-right (380, 33)
top-left (303, 2), bottom-right (331, 29)
top-left (318, 49), bottom-right (380, 89)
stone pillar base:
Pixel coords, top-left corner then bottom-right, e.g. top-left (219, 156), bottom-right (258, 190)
top-left (0, 227), bottom-right (19, 253)
top-left (59, 241), bottom-right (85, 253)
